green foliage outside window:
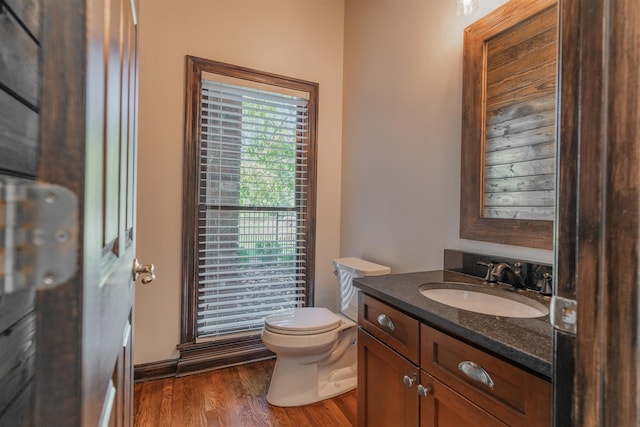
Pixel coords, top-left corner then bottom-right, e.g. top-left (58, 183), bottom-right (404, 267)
top-left (239, 99), bottom-right (297, 208)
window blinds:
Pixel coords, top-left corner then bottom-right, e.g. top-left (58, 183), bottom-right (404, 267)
top-left (196, 79), bottom-right (310, 339)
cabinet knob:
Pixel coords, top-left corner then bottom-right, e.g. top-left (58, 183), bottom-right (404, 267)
top-left (417, 384), bottom-right (433, 397)
top-left (376, 313), bottom-right (395, 331)
top-left (403, 374), bottom-right (416, 388)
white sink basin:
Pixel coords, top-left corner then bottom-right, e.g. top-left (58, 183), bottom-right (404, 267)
top-left (420, 286), bottom-right (549, 318)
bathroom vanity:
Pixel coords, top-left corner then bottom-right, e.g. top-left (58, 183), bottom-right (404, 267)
top-left (354, 270), bottom-right (552, 427)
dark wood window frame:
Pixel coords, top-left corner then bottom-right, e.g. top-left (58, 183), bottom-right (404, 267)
top-left (178, 56), bottom-right (318, 374)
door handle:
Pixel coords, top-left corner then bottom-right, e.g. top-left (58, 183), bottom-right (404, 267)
top-left (133, 258), bottom-right (155, 284)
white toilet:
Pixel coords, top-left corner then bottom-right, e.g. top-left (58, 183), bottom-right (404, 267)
top-left (261, 257), bottom-right (390, 407)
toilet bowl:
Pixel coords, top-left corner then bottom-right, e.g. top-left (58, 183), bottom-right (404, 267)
top-left (261, 257), bottom-right (390, 407)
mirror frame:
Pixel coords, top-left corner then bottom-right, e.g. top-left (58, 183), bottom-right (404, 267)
top-left (459, 0), bottom-right (557, 250)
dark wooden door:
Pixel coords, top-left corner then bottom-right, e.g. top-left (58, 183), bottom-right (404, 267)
top-left (32, 0), bottom-right (143, 425)
top-left (555, 0), bottom-right (639, 425)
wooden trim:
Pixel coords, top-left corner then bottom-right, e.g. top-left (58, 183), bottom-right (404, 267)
top-left (460, 0), bottom-right (556, 250)
top-left (180, 56), bottom-right (318, 346)
top-left (180, 55), bottom-right (200, 345)
top-left (185, 56), bottom-right (320, 93)
top-left (600, 1), bottom-right (640, 424)
top-left (35, 0), bottom-right (86, 425)
top-left (134, 359), bottom-right (178, 383)
top-left (176, 335), bottom-right (275, 377)
top-left (304, 74), bottom-right (318, 307)
top-left (553, 0), bottom-right (580, 425)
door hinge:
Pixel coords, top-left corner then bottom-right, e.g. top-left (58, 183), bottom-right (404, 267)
top-left (0, 179), bottom-right (78, 295)
top-left (550, 295), bottom-right (577, 335)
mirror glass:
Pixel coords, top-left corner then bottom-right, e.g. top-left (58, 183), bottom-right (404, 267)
top-left (460, 0), bottom-right (557, 250)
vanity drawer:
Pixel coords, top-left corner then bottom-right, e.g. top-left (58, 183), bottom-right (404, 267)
top-left (359, 293), bottom-right (419, 364)
top-left (420, 324), bottom-right (551, 427)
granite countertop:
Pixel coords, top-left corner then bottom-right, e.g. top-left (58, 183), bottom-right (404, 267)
top-left (353, 269), bottom-right (553, 380)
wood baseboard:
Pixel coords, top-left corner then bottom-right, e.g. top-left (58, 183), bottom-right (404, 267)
top-left (176, 335), bottom-right (275, 377)
top-left (134, 359), bottom-right (178, 383)
top-left (135, 336), bottom-right (276, 382)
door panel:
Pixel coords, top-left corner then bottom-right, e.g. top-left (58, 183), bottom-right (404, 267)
top-left (103, 0), bottom-right (123, 249)
top-left (112, 316), bottom-right (133, 427)
top-left (126, 8), bottom-right (138, 238)
top-left (34, 0), bottom-right (140, 425)
top-left (84, 0), bottom-right (139, 424)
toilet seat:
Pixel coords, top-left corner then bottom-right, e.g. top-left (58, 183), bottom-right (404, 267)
top-left (264, 307), bottom-right (342, 335)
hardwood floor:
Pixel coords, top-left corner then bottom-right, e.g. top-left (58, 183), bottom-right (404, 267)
top-left (134, 359), bottom-right (357, 426)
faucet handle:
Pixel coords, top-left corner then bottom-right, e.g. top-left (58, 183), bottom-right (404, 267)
top-left (514, 262), bottom-right (522, 274)
top-left (477, 261), bottom-right (496, 282)
top-left (540, 272), bottom-right (553, 296)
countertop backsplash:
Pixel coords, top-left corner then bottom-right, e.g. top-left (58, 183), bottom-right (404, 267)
top-left (444, 249), bottom-right (553, 292)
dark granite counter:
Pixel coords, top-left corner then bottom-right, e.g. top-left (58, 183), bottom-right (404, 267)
top-left (353, 270), bottom-right (553, 380)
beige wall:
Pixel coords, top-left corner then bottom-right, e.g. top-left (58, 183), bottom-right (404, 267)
top-left (136, 0), bottom-right (556, 365)
top-left (135, 0), bottom-right (345, 364)
top-left (340, 0), bottom-right (554, 273)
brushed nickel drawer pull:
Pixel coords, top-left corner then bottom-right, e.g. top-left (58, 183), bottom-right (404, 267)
top-left (458, 361), bottom-right (495, 389)
top-left (376, 313), bottom-right (395, 331)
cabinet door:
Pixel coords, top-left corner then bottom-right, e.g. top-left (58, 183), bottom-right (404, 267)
top-left (420, 372), bottom-right (507, 427)
top-left (358, 328), bottom-right (419, 427)
top-left (421, 324), bottom-right (551, 426)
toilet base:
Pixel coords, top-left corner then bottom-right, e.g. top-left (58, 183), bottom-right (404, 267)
top-left (266, 335), bottom-right (357, 407)
top-left (266, 359), bottom-right (357, 407)
top-left (318, 365), bottom-right (357, 399)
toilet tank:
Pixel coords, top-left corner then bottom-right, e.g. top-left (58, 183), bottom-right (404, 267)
top-left (333, 257), bottom-right (390, 321)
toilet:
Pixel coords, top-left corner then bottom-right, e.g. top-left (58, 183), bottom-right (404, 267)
top-left (261, 257), bottom-right (390, 407)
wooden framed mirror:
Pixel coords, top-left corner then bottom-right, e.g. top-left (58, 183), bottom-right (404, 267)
top-left (459, 0), bottom-right (557, 250)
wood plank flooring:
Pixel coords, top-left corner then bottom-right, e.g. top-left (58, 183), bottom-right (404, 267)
top-left (134, 359), bottom-right (357, 427)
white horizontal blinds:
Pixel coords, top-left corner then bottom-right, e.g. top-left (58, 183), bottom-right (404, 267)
top-left (197, 78), bottom-right (309, 338)
top-left (482, 6), bottom-right (557, 221)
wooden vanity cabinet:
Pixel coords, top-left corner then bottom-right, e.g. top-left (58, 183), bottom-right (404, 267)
top-left (358, 293), bottom-right (551, 427)
top-left (357, 293), bottom-right (420, 427)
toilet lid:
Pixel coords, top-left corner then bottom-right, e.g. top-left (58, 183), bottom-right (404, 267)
top-left (264, 307), bottom-right (342, 335)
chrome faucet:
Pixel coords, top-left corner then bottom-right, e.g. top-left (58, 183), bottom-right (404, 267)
top-left (476, 261), bottom-right (495, 282)
top-left (490, 262), bottom-right (526, 289)
top-left (540, 272), bottom-right (553, 295)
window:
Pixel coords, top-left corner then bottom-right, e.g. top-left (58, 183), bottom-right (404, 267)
top-left (180, 57), bottom-right (318, 370)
